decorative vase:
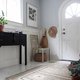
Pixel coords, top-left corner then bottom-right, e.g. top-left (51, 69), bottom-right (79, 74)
top-left (40, 30), bottom-right (48, 48)
top-left (0, 25), bottom-right (4, 32)
top-left (72, 76), bottom-right (80, 80)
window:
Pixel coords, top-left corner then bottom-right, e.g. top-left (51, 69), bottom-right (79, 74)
top-left (0, 0), bottom-right (23, 23)
top-left (65, 3), bottom-right (80, 19)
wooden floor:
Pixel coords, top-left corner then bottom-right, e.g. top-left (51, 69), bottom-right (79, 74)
top-left (0, 62), bottom-right (49, 80)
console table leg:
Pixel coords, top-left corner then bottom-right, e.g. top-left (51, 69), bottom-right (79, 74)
top-left (25, 44), bottom-right (27, 65)
top-left (19, 45), bottom-right (22, 64)
top-left (25, 35), bottom-right (27, 65)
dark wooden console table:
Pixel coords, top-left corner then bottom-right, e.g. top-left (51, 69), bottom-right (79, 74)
top-left (0, 32), bottom-right (27, 65)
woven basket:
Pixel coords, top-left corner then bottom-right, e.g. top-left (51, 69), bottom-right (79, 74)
top-left (34, 53), bottom-right (47, 62)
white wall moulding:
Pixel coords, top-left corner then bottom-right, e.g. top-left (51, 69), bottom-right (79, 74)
top-left (27, 4), bottom-right (37, 27)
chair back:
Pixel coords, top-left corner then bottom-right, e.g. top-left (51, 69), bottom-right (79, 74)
top-left (30, 35), bottom-right (39, 50)
top-left (30, 35), bottom-right (39, 61)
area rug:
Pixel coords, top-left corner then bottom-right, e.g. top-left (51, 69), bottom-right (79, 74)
top-left (6, 61), bottom-right (72, 80)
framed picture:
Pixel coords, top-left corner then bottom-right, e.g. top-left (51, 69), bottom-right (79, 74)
top-left (27, 4), bottom-right (37, 27)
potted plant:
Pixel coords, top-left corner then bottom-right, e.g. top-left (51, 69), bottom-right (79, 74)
top-left (68, 60), bottom-right (80, 80)
top-left (0, 10), bottom-right (7, 32)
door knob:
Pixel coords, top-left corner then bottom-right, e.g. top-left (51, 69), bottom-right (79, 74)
top-left (62, 32), bottom-right (66, 34)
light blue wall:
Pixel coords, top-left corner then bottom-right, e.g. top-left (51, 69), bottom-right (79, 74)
top-left (40, 0), bottom-right (65, 61)
top-left (40, 0), bottom-right (64, 27)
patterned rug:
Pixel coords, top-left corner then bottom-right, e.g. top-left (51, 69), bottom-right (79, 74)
top-left (6, 61), bottom-right (72, 80)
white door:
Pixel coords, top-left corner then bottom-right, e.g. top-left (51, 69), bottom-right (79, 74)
top-left (61, 2), bottom-right (80, 60)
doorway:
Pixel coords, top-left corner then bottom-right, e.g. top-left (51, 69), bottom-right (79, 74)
top-left (59, 0), bottom-right (80, 60)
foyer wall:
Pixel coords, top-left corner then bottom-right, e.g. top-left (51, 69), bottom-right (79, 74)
top-left (40, 0), bottom-right (64, 61)
top-left (0, 0), bottom-right (40, 68)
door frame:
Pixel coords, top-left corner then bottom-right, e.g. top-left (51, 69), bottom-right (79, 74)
top-left (58, 0), bottom-right (80, 60)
